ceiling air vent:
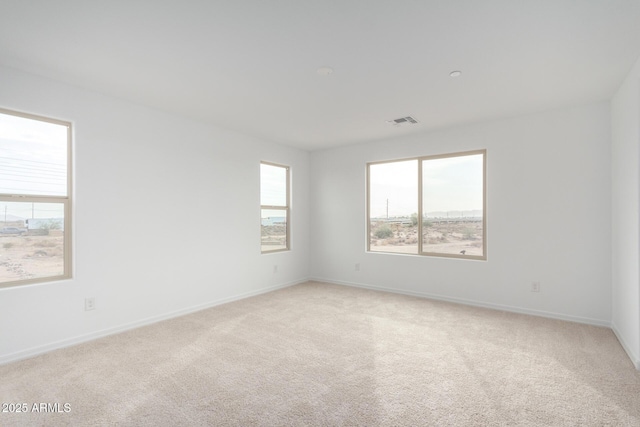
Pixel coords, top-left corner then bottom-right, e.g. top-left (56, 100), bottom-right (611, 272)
top-left (388, 116), bottom-right (419, 126)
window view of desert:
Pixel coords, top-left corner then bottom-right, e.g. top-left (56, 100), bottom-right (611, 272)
top-left (0, 227), bottom-right (64, 282)
top-left (368, 152), bottom-right (485, 258)
top-left (261, 222), bottom-right (287, 252)
top-left (369, 214), bottom-right (483, 256)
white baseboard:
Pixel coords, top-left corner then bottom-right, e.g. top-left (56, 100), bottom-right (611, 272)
top-left (310, 277), bottom-right (612, 327)
top-left (611, 322), bottom-right (640, 371)
top-left (0, 278), bottom-right (307, 366)
top-left (311, 278), bottom-right (640, 370)
top-left (6, 277), bottom-right (636, 371)
top-left (313, 277), bottom-right (640, 369)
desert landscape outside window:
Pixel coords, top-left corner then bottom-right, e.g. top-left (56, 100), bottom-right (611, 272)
top-left (260, 162), bottom-right (289, 253)
top-left (0, 108), bottom-right (72, 287)
top-left (368, 159), bottom-right (418, 255)
top-left (368, 150), bottom-right (486, 260)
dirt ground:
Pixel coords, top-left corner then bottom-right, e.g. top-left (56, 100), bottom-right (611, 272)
top-left (261, 224), bottom-right (287, 251)
top-left (0, 232), bottom-right (64, 283)
top-left (370, 221), bottom-right (483, 256)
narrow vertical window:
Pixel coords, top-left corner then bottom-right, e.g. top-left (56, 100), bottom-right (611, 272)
top-left (260, 162), bottom-right (289, 253)
top-left (0, 108), bottom-right (72, 287)
top-left (367, 150), bottom-right (486, 260)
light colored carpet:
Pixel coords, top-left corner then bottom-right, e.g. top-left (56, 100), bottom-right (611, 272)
top-left (1, 281), bottom-right (639, 426)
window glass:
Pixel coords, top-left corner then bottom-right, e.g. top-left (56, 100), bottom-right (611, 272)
top-left (261, 209), bottom-right (288, 252)
top-left (422, 154), bottom-right (484, 257)
top-left (368, 160), bottom-right (418, 254)
top-left (260, 163), bottom-right (287, 206)
top-left (0, 112), bottom-right (67, 197)
top-left (0, 201), bottom-right (65, 283)
top-left (0, 108), bottom-right (71, 287)
top-left (367, 150), bottom-right (485, 260)
top-left (260, 162), bottom-right (289, 253)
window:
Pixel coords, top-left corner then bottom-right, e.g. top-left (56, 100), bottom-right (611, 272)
top-left (368, 150), bottom-right (486, 260)
top-left (260, 162), bottom-right (289, 253)
top-left (0, 108), bottom-right (72, 287)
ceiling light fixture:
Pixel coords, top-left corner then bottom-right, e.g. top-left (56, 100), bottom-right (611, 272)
top-left (317, 66), bottom-right (334, 76)
top-left (449, 70), bottom-right (462, 77)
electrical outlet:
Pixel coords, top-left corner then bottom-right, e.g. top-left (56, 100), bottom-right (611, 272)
top-left (355, 263), bottom-right (360, 271)
top-left (531, 282), bottom-right (540, 293)
top-left (273, 265), bottom-right (278, 274)
top-left (85, 297), bottom-right (96, 311)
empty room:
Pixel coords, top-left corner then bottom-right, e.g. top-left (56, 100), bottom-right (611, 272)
top-left (1, 1), bottom-right (640, 425)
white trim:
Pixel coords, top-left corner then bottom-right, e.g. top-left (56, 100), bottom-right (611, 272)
top-left (310, 277), bottom-right (611, 327)
top-left (0, 278), bottom-right (307, 366)
top-left (611, 322), bottom-right (640, 370)
top-left (5, 278), bottom-right (634, 370)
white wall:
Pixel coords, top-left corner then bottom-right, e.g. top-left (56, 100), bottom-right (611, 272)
top-left (0, 62), bottom-right (632, 367)
top-left (612, 56), bottom-right (640, 369)
top-left (0, 65), bottom-right (310, 364)
top-left (310, 103), bottom-right (612, 325)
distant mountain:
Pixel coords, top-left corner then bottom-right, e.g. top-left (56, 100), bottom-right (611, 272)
top-left (424, 210), bottom-right (482, 218)
top-left (1, 214), bottom-right (25, 222)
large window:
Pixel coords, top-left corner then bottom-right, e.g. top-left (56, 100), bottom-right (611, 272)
top-left (260, 162), bottom-right (289, 253)
top-left (0, 108), bottom-right (72, 287)
top-left (368, 150), bottom-right (485, 260)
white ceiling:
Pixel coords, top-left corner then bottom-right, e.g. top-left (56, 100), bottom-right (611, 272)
top-left (1, 1), bottom-right (640, 151)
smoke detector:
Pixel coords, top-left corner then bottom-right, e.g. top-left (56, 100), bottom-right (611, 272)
top-left (388, 116), bottom-right (419, 126)
top-left (317, 66), bottom-right (334, 76)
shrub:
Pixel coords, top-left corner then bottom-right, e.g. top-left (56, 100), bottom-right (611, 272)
top-left (411, 214), bottom-right (433, 228)
top-left (34, 240), bottom-right (57, 248)
top-left (3, 242), bottom-right (13, 249)
top-left (462, 227), bottom-right (477, 240)
top-left (39, 220), bottom-right (62, 236)
top-left (374, 225), bottom-right (393, 239)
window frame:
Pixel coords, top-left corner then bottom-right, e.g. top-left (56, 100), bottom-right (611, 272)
top-left (260, 161), bottom-right (290, 253)
top-left (367, 149), bottom-right (486, 260)
top-left (0, 107), bottom-right (73, 288)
